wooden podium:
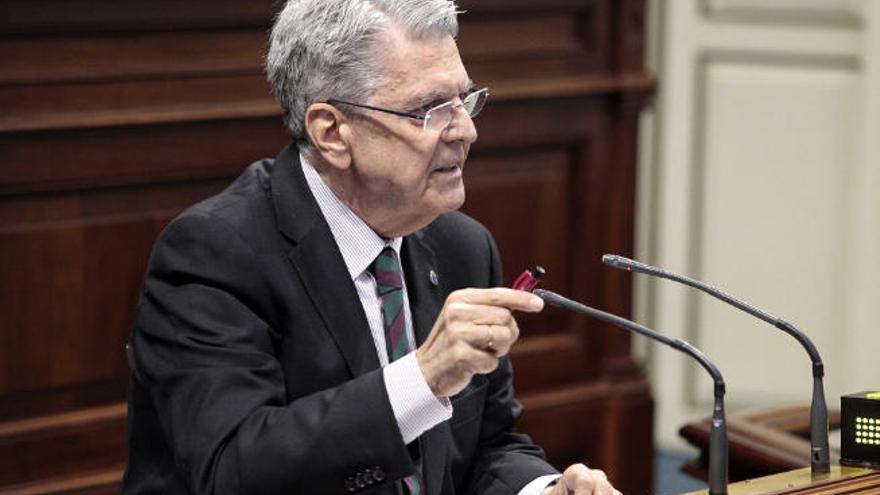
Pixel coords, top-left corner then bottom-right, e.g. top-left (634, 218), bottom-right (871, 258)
top-left (680, 406), bottom-right (842, 482)
top-left (679, 406), bottom-right (880, 493)
top-left (680, 465), bottom-right (880, 494)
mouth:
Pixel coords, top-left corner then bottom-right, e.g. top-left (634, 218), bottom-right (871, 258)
top-left (433, 164), bottom-right (459, 173)
top-left (431, 163), bottom-right (462, 175)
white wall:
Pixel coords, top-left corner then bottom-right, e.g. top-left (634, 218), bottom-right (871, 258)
top-left (638, 0), bottom-right (880, 450)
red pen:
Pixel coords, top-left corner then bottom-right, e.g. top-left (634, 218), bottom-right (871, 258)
top-left (511, 266), bottom-right (545, 292)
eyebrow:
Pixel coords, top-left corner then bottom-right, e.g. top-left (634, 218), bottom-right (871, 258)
top-left (406, 79), bottom-right (476, 109)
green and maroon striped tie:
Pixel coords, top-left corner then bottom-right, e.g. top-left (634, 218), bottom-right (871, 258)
top-left (370, 247), bottom-right (423, 495)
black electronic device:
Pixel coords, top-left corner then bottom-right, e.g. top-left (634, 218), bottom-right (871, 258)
top-left (840, 391), bottom-right (880, 469)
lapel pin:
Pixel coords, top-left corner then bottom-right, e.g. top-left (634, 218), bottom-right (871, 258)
top-left (429, 269), bottom-right (439, 286)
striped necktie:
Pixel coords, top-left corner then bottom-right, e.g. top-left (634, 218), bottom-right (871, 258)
top-left (370, 247), bottom-right (424, 495)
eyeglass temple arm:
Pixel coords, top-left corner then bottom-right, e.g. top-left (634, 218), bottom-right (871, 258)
top-left (325, 100), bottom-right (425, 120)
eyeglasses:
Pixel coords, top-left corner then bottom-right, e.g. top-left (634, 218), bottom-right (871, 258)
top-left (326, 87), bottom-right (489, 133)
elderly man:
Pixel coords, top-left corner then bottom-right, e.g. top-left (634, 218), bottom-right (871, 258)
top-left (122, 1), bottom-right (622, 494)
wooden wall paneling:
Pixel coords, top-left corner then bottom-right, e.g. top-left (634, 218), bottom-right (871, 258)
top-left (0, 0), bottom-right (654, 492)
top-left (0, 404), bottom-right (126, 486)
top-left (0, 31), bottom-right (264, 86)
top-left (0, 178), bottom-right (233, 414)
top-left (0, 74), bottom-right (277, 133)
top-left (599, 92), bottom-right (653, 374)
top-left (517, 376), bottom-right (654, 495)
top-left (0, 217), bottom-right (158, 393)
top-left (602, 391), bottom-right (655, 491)
top-left (0, 119), bottom-right (289, 194)
top-left (0, 1), bottom-right (274, 34)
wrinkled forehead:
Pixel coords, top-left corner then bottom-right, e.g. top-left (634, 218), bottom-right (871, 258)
top-left (369, 24), bottom-right (470, 105)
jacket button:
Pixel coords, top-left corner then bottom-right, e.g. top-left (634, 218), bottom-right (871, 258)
top-left (355, 472), bottom-right (367, 488)
top-left (364, 469), bottom-right (375, 485)
top-left (372, 467), bottom-right (385, 482)
top-left (344, 476), bottom-right (357, 492)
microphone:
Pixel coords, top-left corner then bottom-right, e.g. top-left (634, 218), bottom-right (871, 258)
top-left (602, 254), bottom-right (830, 474)
top-left (533, 289), bottom-right (729, 495)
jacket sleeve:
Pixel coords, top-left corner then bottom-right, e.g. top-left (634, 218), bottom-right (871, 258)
top-left (130, 211), bottom-right (413, 494)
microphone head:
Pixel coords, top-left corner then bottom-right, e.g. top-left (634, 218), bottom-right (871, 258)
top-left (532, 288), bottom-right (550, 300)
top-left (602, 254), bottom-right (632, 270)
top-left (532, 288), bottom-right (563, 307)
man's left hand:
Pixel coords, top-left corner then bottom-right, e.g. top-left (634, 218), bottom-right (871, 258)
top-left (540, 464), bottom-right (622, 495)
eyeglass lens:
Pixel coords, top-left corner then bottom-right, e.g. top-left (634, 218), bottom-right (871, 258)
top-left (423, 89), bottom-right (488, 132)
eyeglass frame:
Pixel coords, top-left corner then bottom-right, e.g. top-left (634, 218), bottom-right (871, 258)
top-left (324, 87), bottom-right (489, 133)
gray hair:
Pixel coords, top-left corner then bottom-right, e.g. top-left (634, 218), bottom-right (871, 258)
top-left (266, 0), bottom-right (461, 146)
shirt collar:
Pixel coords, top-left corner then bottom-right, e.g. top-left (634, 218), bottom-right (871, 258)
top-left (300, 152), bottom-right (402, 280)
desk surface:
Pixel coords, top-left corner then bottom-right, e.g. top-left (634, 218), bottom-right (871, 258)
top-left (680, 465), bottom-right (880, 495)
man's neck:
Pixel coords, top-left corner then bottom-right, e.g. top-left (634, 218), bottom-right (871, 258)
top-left (302, 148), bottom-right (426, 238)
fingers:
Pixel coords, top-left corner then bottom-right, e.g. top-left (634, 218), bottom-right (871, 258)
top-left (440, 287), bottom-right (542, 353)
top-left (445, 302), bottom-right (513, 326)
top-left (442, 303), bottom-right (519, 355)
top-left (559, 464), bottom-right (620, 495)
top-left (415, 288), bottom-right (542, 398)
top-left (452, 287), bottom-right (544, 313)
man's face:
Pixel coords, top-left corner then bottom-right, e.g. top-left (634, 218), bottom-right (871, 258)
top-left (343, 24), bottom-right (478, 238)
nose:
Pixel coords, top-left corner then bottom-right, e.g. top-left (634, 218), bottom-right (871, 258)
top-left (441, 104), bottom-right (478, 145)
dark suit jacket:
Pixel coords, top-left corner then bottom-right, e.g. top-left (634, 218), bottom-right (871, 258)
top-left (122, 144), bottom-right (557, 494)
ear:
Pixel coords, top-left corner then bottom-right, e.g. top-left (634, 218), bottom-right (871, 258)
top-left (304, 103), bottom-right (353, 170)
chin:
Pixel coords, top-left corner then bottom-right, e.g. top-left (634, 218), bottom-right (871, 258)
top-left (438, 189), bottom-right (465, 214)
top-left (401, 194), bottom-right (462, 235)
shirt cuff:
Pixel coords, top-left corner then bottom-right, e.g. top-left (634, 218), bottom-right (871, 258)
top-left (518, 474), bottom-right (562, 495)
top-left (383, 351), bottom-right (453, 445)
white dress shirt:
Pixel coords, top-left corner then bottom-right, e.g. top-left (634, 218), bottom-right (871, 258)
top-left (301, 154), bottom-right (559, 494)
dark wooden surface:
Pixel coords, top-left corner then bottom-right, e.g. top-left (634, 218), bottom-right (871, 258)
top-left (679, 406), bottom-right (843, 483)
top-left (0, 1), bottom-right (655, 493)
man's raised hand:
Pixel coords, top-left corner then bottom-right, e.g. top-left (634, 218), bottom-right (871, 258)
top-left (416, 288), bottom-right (543, 398)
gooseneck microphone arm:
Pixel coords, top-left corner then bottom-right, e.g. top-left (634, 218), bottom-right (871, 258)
top-left (602, 254), bottom-right (830, 474)
top-left (533, 289), bottom-right (728, 495)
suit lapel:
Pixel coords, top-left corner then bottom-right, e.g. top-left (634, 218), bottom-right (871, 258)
top-left (270, 145), bottom-right (380, 378)
top-left (401, 231), bottom-right (444, 347)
